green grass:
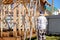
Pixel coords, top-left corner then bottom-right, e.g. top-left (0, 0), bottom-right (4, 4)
top-left (46, 36), bottom-right (60, 40)
top-left (31, 36), bottom-right (60, 40)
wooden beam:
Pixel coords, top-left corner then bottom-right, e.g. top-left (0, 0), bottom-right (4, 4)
top-left (2, 0), bottom-right (13, 4)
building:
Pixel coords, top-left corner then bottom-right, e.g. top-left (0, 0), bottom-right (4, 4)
top-left (0, 0), bottom-right (51, 40)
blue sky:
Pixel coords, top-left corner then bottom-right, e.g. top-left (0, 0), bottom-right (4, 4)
top-left (48, 0), bottom-right (60, 9)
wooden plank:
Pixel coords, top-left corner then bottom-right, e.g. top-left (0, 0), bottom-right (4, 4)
top-left (3, 37), bottom-right (15, 40)
top-left (2, 32), bottom-right (9, 37)
top-left (0, 37), bottom-right (22, 40)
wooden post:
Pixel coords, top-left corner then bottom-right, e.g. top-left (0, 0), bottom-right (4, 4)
top-left (13, 3), bottom-right (17, 37)
top-left (52, 0), bottom-right (54, 14)
top-left (34, 0), bottom-right (38, 40)
top-left (29, 0), bottom-right (33, 40)
top-left (0, 4), bottom-right (5, 37)
top-left (24, 10), bottom-right (26, 40)
top-left (25, 4), bottom-right (30, 38)
top-left (39, 0), bottom-right (41, 11)
top-left (18, 3), bottom-right (22, 36)
top-left (1, 5), bottom-right (3, 37)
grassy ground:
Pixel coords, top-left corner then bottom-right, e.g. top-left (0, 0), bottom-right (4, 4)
top-left (46, 36), bottom-right (60, 40)
top-left (30, 36), bottom-right (60, 40)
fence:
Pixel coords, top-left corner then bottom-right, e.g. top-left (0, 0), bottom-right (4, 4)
top-left (46, 15), bottom-right (60, 35)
